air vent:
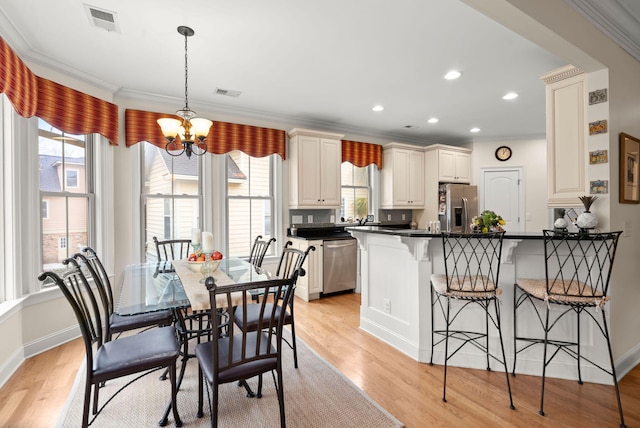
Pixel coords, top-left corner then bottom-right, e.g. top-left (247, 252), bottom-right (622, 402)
top-left (84, 4), bottom-right (120, 32)
top-left (214, 88), bottom-right (242, 98)
top-left (404, 125), bottom-right (419, 129)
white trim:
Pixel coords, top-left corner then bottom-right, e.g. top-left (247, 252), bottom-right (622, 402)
top-left (0, 345), bottom-right (24, 389)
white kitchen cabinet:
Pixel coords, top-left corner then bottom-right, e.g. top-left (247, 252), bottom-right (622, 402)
top-left (381, 143), bottom-right (425, 208)
top-left (437, 148), bottom-right (471, 183)
top-left (288, 128), bottom-right (343, 209)
top-left (288, 238), bottom-right (323, 302)
top-left (541, 66), bottom-right (587, 207)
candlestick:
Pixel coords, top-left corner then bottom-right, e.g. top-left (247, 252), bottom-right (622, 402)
top-left (202, 231), bottom-right (214, 253)
top-left (191, 228), bottom-right (201, 245)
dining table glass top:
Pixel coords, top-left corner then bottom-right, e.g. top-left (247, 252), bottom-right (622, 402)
top-left (116, 257), bottom-right (271, 316)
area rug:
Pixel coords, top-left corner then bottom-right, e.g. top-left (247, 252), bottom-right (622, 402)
top-left (57, 333), bottom-right (404, 427)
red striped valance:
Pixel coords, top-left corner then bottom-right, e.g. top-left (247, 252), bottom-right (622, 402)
top-left (36, 77), bottom-right (119, 145)
top-left (342, 140), bottom-right (383, 169)
top-left (0, 37), bottom-right (37, 117)
top-left (125, 109), bottom-right (286, 159)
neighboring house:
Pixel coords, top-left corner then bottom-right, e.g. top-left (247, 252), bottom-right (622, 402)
top-left (39, 154), bottom-right (87, 265)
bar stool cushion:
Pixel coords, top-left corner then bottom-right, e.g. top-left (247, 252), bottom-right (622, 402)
top-left (516, 278), bottom-right (608, 306)
top-left (430, 274), bottom-right (502, 299)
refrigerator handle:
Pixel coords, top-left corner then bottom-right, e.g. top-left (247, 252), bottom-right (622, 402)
top-left (462, 197), bottom-right (469, 233)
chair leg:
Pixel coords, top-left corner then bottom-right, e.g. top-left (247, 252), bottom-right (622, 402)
top-left (277, 368), bottom-right (286, 427)
top-left (539, 305), bottom-right (551, 416)
top-left (576, 309), bottom-right (583, 384)
top-left (82, 381), bottom-right (92, 428)
top-left (257, 374), bottom-right (264, 398)
top-left (601, 310), bottom-right (626, 428)
top-left (211, 384), bottom-right (219, 428)
top-left (493, 299), bottom-right (515, 410)
top-left (169, 363), bottom-right (183, 427)
top-left (485, 301), bottom-right (491, 371)
top-left (92, 380), bottom-right (99, 415)
top-left (197, 366), bottom-right (204, 418)
top-left (442, 297), bottom-right (451, 403)
top-left (429, 284), bottom-right (435, 365)
top-left (290, 317), bottom-right (298, 369)
top-left (512, 284), bottom-right (518, 376)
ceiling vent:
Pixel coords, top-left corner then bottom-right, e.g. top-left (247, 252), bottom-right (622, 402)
top-left (84, 4), bottom-right (120, 33)
top-left (214, 88), bottom-right (242, 98)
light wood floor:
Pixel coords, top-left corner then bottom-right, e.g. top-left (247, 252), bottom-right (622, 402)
top-left (1, 292), bottom-right (639, 427)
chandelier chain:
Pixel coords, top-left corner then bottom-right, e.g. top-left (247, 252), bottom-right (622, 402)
top-left (183, 31), bottom-right (189, 110)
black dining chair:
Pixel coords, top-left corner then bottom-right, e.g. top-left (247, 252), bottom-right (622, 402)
top-left (195, 273), bottom-right (299, 428)
top-left (234, 242), bottom-right (315, 368)
top-left (75, 247), bottom-right (174, 342)
top-left (39, 258), bottom-right (182, 428)
top-left (429, 231), bottom-right (514, 409)
top-left (154, 236), bottom-right (193, 261)
top-left (248, 235), bottom-right (276, 268)
top-left (513, 230), bottom-right (625, 426)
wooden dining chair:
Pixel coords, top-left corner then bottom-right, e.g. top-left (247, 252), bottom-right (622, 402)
top-left (195, 273), bottom-right (299, 428)
top-left (429, 231), bottom-right (514, 409)
top-left (153, 237), bottom-right (193, 261)
top-left (75, 248), bottom-right (174, 342)
top-left (234, 242), bottom-right (315, 368)
top-left (39, 258), bottom-right (182, 428)
top-left (513, 230), bottom-right (624, 426)
top-left (248, 235), bottom-right (276, 268)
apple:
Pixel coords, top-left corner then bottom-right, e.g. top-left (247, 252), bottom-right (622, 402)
top-left (212, 251), bottom-right (223, 260)
top-left (197, 254), bottom-right (206, 261)
top-left (188, 253), bottom-right (197, 261)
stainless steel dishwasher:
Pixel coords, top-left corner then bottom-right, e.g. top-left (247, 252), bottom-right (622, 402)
top-left (322, 238), bottom-right (357, 294)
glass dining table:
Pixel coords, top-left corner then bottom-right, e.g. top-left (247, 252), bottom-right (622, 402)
top-left (116, 257), bottom-right (273, 426)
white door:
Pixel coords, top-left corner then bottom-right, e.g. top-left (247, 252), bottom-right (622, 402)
top-left (481, 169), bottom-right (523, 232)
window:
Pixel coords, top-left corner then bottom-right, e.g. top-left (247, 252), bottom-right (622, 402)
top-left (38, 119), bottom-right (94, 284)
top-left (341, 163), bottom-right (371, 221)
top-left (227, 151), bottom-right (275, 258)
top-left (142, 141), bottom-right (201, 261)
top-left (65, 169), bottom-right (78, 188)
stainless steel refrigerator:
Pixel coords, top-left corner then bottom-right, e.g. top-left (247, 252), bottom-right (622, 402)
top-left (438, 184), bottom-right (478, 233)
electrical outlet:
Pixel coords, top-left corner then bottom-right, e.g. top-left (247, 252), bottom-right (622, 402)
top-left (387, 214), bottom-right (392, 221)
top-left (383, 298), bottom-right (391, 313)
top-left (624, 220), bottom-right (632, 238)
top-left (402, 214), bottom-right (406, 220)
top-left (307, 215), bottom-right (313, 223)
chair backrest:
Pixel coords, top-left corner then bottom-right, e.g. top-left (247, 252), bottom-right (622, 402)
top-left (248, 235), bottom-right (276, 268)
top-left (38, 259), bottom-right (103, 367)
top-left (76, 247), bottom-right (114, 316)
top-left (441, 232), bottom-right (505, 293)
top-left (276, 241), bottom-right (316, 280)
top-left (542, 229), bottom-right (621, 301)
top-left (204, 273), bottom-right (298, 382)
top-left (153, 237), bottom-right (192, 261)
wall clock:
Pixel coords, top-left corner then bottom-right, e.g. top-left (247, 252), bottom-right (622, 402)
top-left (495, 145), bottom-right (512, 161)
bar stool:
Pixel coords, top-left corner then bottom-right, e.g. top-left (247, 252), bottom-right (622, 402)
top-left (513, 230), bottom-right (625, 427)
top-left (430, 231), bottom-right (514, 409)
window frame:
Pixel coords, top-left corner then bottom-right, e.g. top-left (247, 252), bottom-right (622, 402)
top-left (340, 162), bottom-right (374, 221)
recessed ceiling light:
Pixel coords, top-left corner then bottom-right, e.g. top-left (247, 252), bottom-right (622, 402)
top-left (502, 92), bottom-right (519, 100)
top-left (372, 105), bottom-right (384, 112)
top-left (444, 70), bottom-right (462, 80)
top-left (427, 117), bottom-right (439, 124)
top-left (470, 127), bottom-right (481, 133)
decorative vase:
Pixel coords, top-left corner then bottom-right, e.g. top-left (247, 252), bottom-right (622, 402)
top-left (576, 211), bottom-right (598, 229)
top-left (554, 217), bottom-right (568, 229)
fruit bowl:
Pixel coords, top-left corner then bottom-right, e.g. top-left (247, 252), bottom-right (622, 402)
top-left (187, 259), bottom-right (221, 273)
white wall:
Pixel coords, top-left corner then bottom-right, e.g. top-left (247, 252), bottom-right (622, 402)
top-left (471, 139), bottom-right (548, 232)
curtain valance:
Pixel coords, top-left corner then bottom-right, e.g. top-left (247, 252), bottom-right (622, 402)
top-left (0, 37), bottom-right (119, 145)
top-left (125, 109), bottom-right (286, 160)
top-left (0, 37), bottom-right (37, 117)
top-left (342, 140), bottom-right (383, 169)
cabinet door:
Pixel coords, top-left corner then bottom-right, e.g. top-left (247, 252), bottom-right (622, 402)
top-left (297, 136), bottom-right (322, 206)
top-left (408, 150), bottom-right (425, 206)
top-left (392, 149), bottom-right (411, 206)
top-left (438, 151), bottom-right (456, 182)
top-left (307, 240), bottom-right (324, 294)
top-left (453, 152), bottom-right (471, 183)
top-left (319, 138), bottom-right (341, 207)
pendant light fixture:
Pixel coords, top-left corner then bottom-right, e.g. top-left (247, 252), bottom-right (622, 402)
top-left (157, 26), bottom-right (213, 159)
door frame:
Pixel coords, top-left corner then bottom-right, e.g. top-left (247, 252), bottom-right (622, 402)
top-left (479, 167), bottom-right (525, 232)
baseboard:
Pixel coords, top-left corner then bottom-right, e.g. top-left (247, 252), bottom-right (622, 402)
top-left (616, 341), bottom-right (640, 379)
top-left (0, 325), bottom-right (80, 389)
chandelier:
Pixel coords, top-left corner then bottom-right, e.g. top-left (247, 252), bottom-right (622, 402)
top-left (157, 26), bottom-right (213, 159)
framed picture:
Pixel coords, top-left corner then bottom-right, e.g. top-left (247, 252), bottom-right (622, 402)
top-left (589, 120), bottom-right (608, 135)
top-left (588, 88), bottom-right (607, 105)
top-left (589, 149), bottom-right (608, 164)
top-left (590, 180), bottom-right (608, 194)
top-left (620, 133), bottom-right (640, 203)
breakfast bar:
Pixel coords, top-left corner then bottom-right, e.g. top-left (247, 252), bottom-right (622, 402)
top-left (347, 226), bottom-right (615, 385)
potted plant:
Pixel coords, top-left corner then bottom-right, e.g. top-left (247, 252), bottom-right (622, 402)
top-left (576, 195), bottom-right (598, 229)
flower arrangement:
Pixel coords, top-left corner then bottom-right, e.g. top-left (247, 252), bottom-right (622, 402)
top-left (471, 210), bottom-right (506, 233)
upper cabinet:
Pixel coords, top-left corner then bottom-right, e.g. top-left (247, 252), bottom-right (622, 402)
top-left (288, 128), bottom-right (343, 209)
top-left (381, 143), bottom-right (425, 208)
top-left (423, 144), bottom-right (472, 184)
top-left (541, 66), bottom-right (586, 207)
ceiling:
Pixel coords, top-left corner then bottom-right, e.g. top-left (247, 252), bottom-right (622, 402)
top-left (0, 1), bottom-right (635, 146)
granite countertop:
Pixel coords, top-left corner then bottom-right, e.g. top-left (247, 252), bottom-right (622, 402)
top-left (345, 226), bottom-right (548, 240)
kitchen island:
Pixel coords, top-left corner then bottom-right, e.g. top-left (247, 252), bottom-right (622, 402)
top-left (346, 226), bottom-right (615, 384)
